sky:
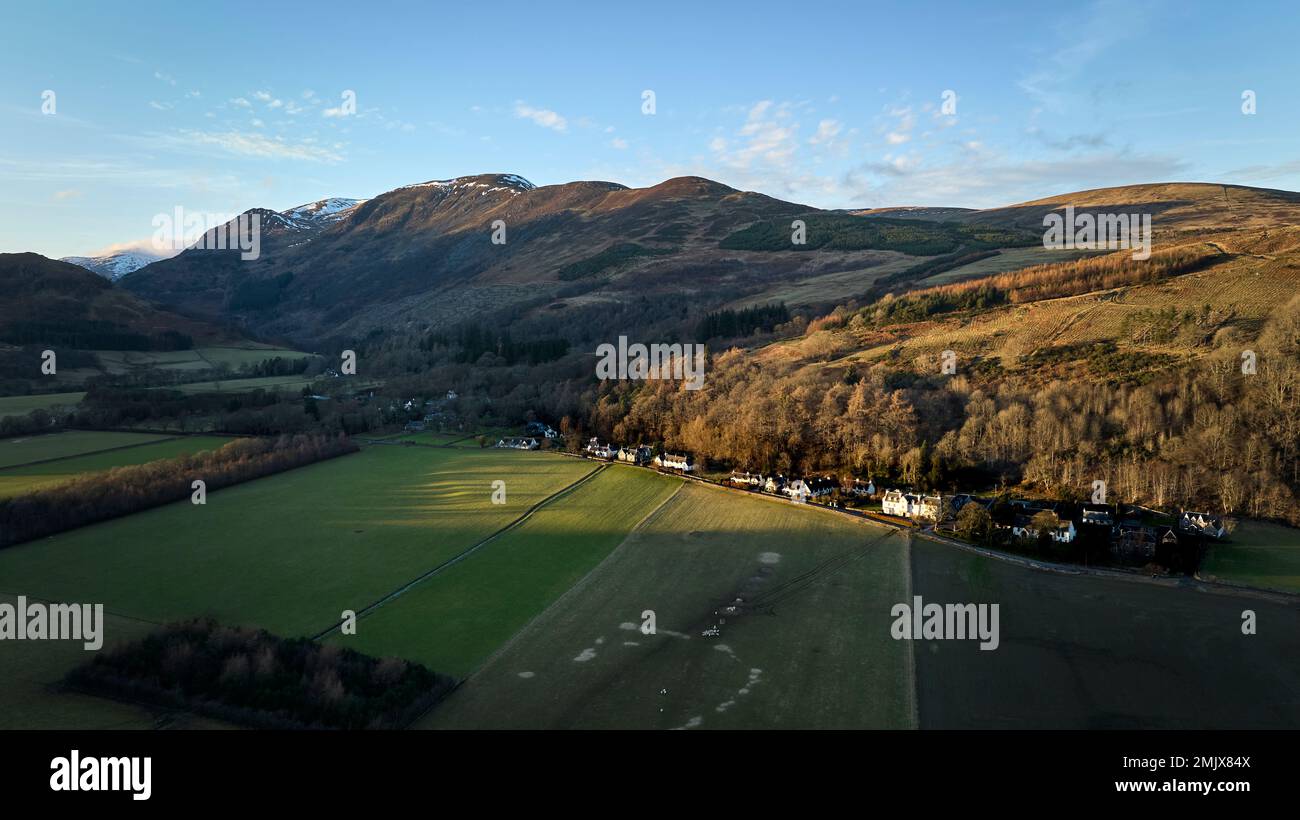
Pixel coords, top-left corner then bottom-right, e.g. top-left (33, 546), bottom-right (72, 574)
top-left (1, 0), bottom-right (1298, 259)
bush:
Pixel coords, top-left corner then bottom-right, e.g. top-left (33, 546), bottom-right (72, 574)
top-left (67, 619), bottom-right (456, 729)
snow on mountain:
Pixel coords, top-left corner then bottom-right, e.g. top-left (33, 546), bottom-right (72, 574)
top-left (398, 173), bottom-right (535, 194)
top-left (280, 197), bottom-right (366, 228)
top-left (60, 250), bottom-right (166, 280)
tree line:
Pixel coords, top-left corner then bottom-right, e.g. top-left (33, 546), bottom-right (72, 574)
top-left (0, 433), bottom-right (359, 548)
top-left (67, 619), bottom-right (456, 729)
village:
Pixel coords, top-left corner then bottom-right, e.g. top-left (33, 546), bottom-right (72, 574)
top-left (488, 430), bottom-right (1230, 572)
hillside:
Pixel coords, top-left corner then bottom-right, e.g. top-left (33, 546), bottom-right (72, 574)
top-left (0, 253), bottom-right (233, 350)
top-left (955, 182), bottom-right (1300, 232)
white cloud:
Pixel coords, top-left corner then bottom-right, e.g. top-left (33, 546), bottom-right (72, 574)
top-left (611, 137), bottom-right (628, 149)
top-left (170, 130), bottom-right (344, 162)
top-left (809, 119), bottom-right (842, 145)
top-left (513, 101), bottom-right (567, 132)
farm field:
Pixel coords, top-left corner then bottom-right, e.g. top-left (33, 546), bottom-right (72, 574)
top-left (388, 430), bottom-right (484, 446)
top-left (0, 593), bottom-right (230, 730)
top-left (0, 446), bottom-right (596, 643)
top-left (0, 434), bottom-right (231, 499)
top-left (94, 346), bottom-right (311, 375)
top-left (159, 374), bottom-right (319, 394)
top-left (0, 392), bottom-right (86, 418)
top-left (1201, 519), bottom-right (1300, 593)
top-left (910, 537), bottom-right (1300, 728)
top-left (0, 429), bottom-right (172, 468)
top-left (328, 463), bottom-right (681, 677)
top-left (426, 481), bottom-right (914, 729)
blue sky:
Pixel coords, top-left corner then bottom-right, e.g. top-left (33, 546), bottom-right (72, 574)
top-left (2, 0), bottom-right (1297, 258)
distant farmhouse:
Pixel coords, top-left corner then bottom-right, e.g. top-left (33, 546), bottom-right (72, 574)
top-left (1179, 510), bottom-right (1227, 539)
top-left (654, 452), bottom-right (695, 472)
top-left (848, 478), bottom-right (876, 498)
top-left (617, 445), bottom-right (654, 465)
top-left (496, 437), bottom-right (539, 450)
top-left (583, 438), bottom-right (616, 460)
top-left (881, 489), bottom-right (913, 518)
top-left (525, 421), bottom-right (559, 439)
top-left (1009, 512), bottom-right (1077, 544)
top-left (784, 476), bottom-right (837, 503)
top-left (879, 490), bottom-right (944, 522)
top-left (728, 471), bottom-right (765, 488)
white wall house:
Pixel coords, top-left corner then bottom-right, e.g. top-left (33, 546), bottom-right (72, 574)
top-left (881, 489), bottom-right (913, 517)
top-left (655, 453), bottom-right (694, 472)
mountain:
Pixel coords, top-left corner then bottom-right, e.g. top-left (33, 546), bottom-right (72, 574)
top-left (123, 173), bottom-right (827, 344)
top-left (0, 253), bottom-right (236, 350)
top-left (280, 197), bottom-right (366, 229)
top-left (118, 175), bottom-right (1300, 349)
top-left (60, 250), bottom-right (166, 280)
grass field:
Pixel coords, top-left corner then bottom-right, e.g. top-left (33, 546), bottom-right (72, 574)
top-left (0, 594), bottom-right (229, 730)
top-left (159, 374), bottom-right (319, 394)
top-left (1201, 519), bottom-right (1300, 593)
top-left (328, 464), bottom-right (681, 677)
top-left (0, 392), bottom-right (86, 418)
top-left (0, 430), bottom-right (172, 468)
top-left (0, 446), bottom-right (598, 728)
top-left (910, 538), bottom-right (1300, 728)
top-left (427, 481), bottom-right (915, 729)
top-left (3, 439), bottom-right (1297, 730)
top-left (0, 434), bottom-right (231, 498)
top-left (0, 446), bottom-right (595, 638)
top-left (95, 346), bottom-right (311, 376)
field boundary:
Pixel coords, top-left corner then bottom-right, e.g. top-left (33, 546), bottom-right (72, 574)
top-left (309, 461), bottom-right (609, 640)
top-left (423, 477), bottom-right (687, 718)
top-left (0, 434), bottom-right (185, 471)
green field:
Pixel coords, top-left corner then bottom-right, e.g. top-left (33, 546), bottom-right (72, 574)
top-left (426, 481), bottom-right (915, 729)
top-left (0, 447), bottom-right (596, 638)
top-left (0, 434), bottom-right (232, 498)
top-left (160, 374), bottom-right (319, 394)
top-left (0, 430), bottom-right (171, 468)
top-left (328, 464), bottom-right (681, 677)
top-left (1201, 519), bottom-right (1300, 592)
top-left (4, 440), bottom-right (1298, 730)
top-left (0, 392), bottom-right (86, 418)
top-left (0, 594), bottom-right (230, 730)
top-left (95, 346), bottom-right (312, 376)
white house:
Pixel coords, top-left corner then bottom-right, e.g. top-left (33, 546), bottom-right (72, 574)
top-left (881, 489), bottom-right (913, 518)
top-left (583, 438), bottom-right (615, 460)
top-left (1179, 511), bottom-right (1227, 539)
top-left (496, 437), bottom-right (539, 450)
top-left (848, 478), bottom-right (876, 498)
top-left (654, 453), bottom-right (695, 472)
top-left (914, 495), bottom-right (943, 522)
